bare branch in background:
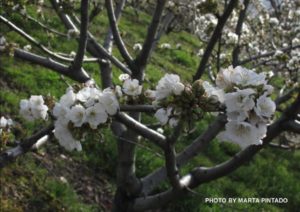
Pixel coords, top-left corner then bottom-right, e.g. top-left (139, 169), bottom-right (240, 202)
top-left (238, 44), bottom-right (300, 65)
top-left (70, 0), bottom-right (89, 72)
top-left (14, 49), bottom-right (90, 83)
top-left (135, 0), bottom-right (167, 77)
top-left (232, 0), bottom-right (250, 66)
top-left (193, 0), bottom-right (238, 81)
top-left (105, 0), bottom-right (134, 69)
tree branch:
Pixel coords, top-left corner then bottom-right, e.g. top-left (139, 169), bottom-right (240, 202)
top-left (0, 15), bottom-right (80, 63)
top-left (101, 0), bottom-right (127, 87)
top-left (141, 114), bottom-right (227, 195)
top-left (238, 44), bottom-right (300, 65)
top-left (50, 0), bottom-right (132, 75)
top-left (232, 0), bottom-right (250, 66)
top-left (105, 0), bottom-right (134, 68)
top-left (284, 120), bottom-right (300, 134)
top-left (21, 12), bottom-right (68, 37)
top-left (120, 105), bottom-right (156, 112)
top-left (115, 112), bottom-right (166, 149)
top-left (14, 49), bottom-right (90, 83)
top-left (0, 125), bottom-right (54, 169)
top-left (193, 0), bottom-right (238, 81)
top-left (135, 0), bottom-right (167, 74)
top-left (70, 0), bottom-right (89, 72)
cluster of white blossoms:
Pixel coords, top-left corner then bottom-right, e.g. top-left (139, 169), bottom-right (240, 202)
top-left (52, 86), bottom-right (119, 151)
top-left (225, 32), bottom-right (239, 45)
top-left (287, 49), bottom-right (300, 70)
top-left (214, 66), bottom-right (276, 149)
top-left (20, 95), bottom-right (49, 121)
top-left (152, 74), bottom-right (185, 127)
top-left (16, 67), bottom-right (275, 151)
top-left (0, 116), bottom-right (13, 135)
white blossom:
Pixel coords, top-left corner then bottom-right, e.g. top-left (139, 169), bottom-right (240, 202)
top-left (160, 43), bottom-right (171, 49)
top-left (122, 79), bottom-right (142, 96)
top-left (0, 116), bottom-right (13, 128)
top-left (226, 32), bottom-right (239, 44)
top-left (60, 88), bottom-right (76, 107)
top-left (230, 66), bottom-right (266, 87)
top-left (85, 103), bottom-right (108, 129)
top-left (224, 88), bottom-right (255, 115)
top-left (269, 17), bottom-right (279, 25)
top-left (216, 66), bottom-right (266, 89)
top-left (119, 74), bottom-right (130, 81)
top-left (216, 66), bottom-right (235, 90)
top-left (99, 91), bottom-right (119, 115)
top-left (203, 81), bottom-right (225, 103)
top-left (115, 85), bottom-right (123, 98)
top-left (54, 121), bottom-right (82, 151)
top-left (169, 117), bottom-right (179, 127)
top-left (155, 74), bottom-right (184, 100)
top-left (67, 104), bottom-right (86, 127)
top-left (67, 29), bottom-right (79, 39)
top-left (29, 95), bottom-right (48, 120)
top-left (31, 104), bottom-right (48, 120)
top-left (254, 94), bottom-right (276, 120)
top-left (23, 44), bottom-right (32, 51)
top-left (20, 99), bottom-right (34, 121)
top-left (217, 121), bottom-right (263, 149)
top-left (133, 43), bottom-right (142, 51)
top-left (144, 89), bottom-right (156, 99)
top-left (154, 107), bottom-right (172, 125)
top-left (53, 103), bottom-right (70, 124)
top-left (20, 96), bottom-right (48, 121)
top-left (76, 87), bottom-right (91, 102)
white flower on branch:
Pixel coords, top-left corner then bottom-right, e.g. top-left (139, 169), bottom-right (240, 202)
top-left (254, 94), bottom-right (276, 120)
top-left (202, 81), bottom-right (225, 103)
top-left (119, 74), bottom-right (130, 81)
top-left (217, 121), bottom-right (263, 149)
top-left (169, 117), bottom-right (179, 128)
top-left (23, 44), bottom-right (32, 51)
top-left (67, 29), bottom-right (80, 39)
top-left (0, 116), bottom-right (13, 128)
top-left (20, 99), bottom-right (34, 121)
top-left (85, 103), bottom-right (108, 129)
top-left (155, 74), bottom-right (184, 100)
top-left (224, 88), bottom-right (255, 115)
top-left (115, 85), bottom-right (123, 98)
top-left (216, 66), bottom-right (266, 89)
top-left (144, 89), bottom-right (156, 99)
top-left (77, 87), bottom-right (94, 103)
top-left (226, 32), bottom-right (239, 45)
top-left (269, 17), bottom-right (279, 25)
top-left (122, 79), bottom-right (142, 96)
top-left (53, 103), bottom-right (70, 125)
top-left (155, 107), bottom-right (172, 125)
top-left (60, 88), bottom-right (76, 107)
top-left (160, 43), bottom-right (171, 49)
top-left (99, 89), bottom-right (119, 115)
top-left (20, 95), bottom-right (48, 121)
top-left (133, 43), bottom-right (142, 51)
top-left (54, 121), bottom-right (82, 151)
top-left (231, 66), bottom-right (266, 87)
top-left (67, 104), bottom-right (86, 127)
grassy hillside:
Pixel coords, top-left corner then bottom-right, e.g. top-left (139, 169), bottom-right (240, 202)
top-left (1, 3), bottom-right (300, 211)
